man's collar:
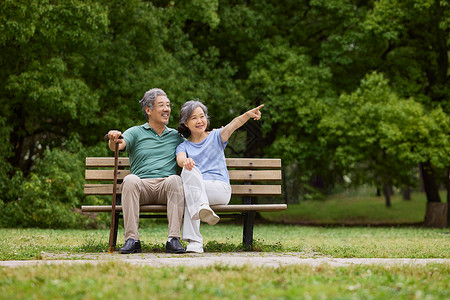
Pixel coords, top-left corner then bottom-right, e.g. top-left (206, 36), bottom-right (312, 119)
top-left (142, 123), bottom-right (170, 135)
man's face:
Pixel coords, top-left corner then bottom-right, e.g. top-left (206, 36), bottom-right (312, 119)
top-left (148, 95), bottom-right (171, 125)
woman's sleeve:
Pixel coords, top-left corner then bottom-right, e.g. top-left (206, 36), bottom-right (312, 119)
top-left (176, 142), bottom-right (186, 155)
top-left (216, 128), bottom-right (228, 149)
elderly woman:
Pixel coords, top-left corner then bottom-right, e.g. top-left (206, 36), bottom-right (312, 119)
top-left (176, 100), bottom-right (263, 253)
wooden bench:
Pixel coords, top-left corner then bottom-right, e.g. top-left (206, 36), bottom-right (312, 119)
top-left (81, 157), bottom-right (286, 250)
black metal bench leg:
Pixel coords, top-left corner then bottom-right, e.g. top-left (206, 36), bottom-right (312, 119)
top-left (243, 211), bottom-right (256, 250)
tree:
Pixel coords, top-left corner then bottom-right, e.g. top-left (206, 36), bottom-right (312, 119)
top-left (0, 0), bottom-right (242, 180)
top-left (320, 72), bottom-right (450, 206)
top-left (0, 0), bottom-right (242, 227)
top-left (362, 0), bottom-right (450, 206)
top-left (1, 0), bottom-right (449, 227)
top-left (0, 0), bottom-right (108, 177)
top-left (246, 41), bottom-right (337, 201)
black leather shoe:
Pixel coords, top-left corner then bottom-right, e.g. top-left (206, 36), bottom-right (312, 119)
top-left (165, 238), bottom-right (186, 254)
top-left (119, 238), bottom-right (142, 254)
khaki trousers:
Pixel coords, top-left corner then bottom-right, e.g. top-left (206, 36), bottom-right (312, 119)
top-left (121, 174), bottom-right (184, 241)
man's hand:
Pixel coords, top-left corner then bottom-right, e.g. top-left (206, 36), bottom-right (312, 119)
top-left (107, 130), bottom-right (126, 152)
top-left (108, 130), bottom-right (124, 143)
top-left (183, 158), bottom-right (195, 171)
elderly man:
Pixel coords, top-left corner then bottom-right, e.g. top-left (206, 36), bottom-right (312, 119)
top-left (107, 88), bottom-right (185, 254)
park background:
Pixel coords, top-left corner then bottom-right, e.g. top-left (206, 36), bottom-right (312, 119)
top-left (0, 0), bottom-right (449, 229)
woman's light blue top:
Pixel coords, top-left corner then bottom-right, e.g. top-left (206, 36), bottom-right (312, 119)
top-left (176, 129), bottom-right (230, 183)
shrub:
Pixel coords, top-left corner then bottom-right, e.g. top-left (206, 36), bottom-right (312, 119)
top-left (0, 134), bottom-right (103, 228)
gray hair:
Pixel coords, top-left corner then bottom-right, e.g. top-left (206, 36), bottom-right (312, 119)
top-left (139, 88), bottom-right (168, 120)
top-left (177, 100), bottom-right (210, 138)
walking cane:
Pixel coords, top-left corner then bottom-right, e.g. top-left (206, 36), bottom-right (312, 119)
top-left (104, 133), bottom-right (122, 254)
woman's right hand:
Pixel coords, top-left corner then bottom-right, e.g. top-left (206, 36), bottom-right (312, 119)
top-left (245, 104), bottom-right (264, 120)
top-left (183, 158), bottom-right (195, 171)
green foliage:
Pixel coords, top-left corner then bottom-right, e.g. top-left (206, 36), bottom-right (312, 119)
top-left (0, 0), bottom-right (107, 177)
top-left (0, 135), bottom-right (93, 228)
top-left (0, 0), bottom-right (449, 227)
top-left (0, 115), bottom-right (13, 193)
top-left (0, 173), bottom-right (82, 228)
top-left (177, 0), bottom-right (220, 29)
top-left (6, 58), bottom-right (100, 125)
top-left (363, 0), bottom-right (450, 111)
top-left (320, 72), bottom-right (450, 188)
top-left (0, 0), bottom-right (243, 227)
top-left (246, 40), bottom-right (337, 198)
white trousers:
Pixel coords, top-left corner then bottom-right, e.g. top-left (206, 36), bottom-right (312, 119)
top-left (181, 167), bottom-right (231, 243)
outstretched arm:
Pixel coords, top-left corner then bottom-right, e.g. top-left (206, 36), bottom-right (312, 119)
top-left (220, 104), bottom-right (264, 143)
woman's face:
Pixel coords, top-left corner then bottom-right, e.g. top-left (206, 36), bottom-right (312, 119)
top-left (185, 106), bottom-right (208, 136)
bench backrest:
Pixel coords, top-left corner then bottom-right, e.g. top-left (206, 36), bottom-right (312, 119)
top-left (84, 157), bottom-right (282, 197)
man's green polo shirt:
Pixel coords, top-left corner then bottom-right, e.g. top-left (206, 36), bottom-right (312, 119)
top-left (122, 123), bottom-right (184, 179)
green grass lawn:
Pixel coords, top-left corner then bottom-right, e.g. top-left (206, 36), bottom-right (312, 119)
top-left (0, 190), bottom-right (450, 300)
top-left (1, 225), bottom-right (448, 260)
top-left (1, 263), bottom-right (448, 300)
top-left (1, 191), bottom-right (448, 260)
top-left (261, 191), bottom-right (435, 224)
top-left (1, 189), bottom-right (449, 300)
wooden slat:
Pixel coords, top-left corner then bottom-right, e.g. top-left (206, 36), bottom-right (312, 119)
top-left (86, 157), bottom-right (281, 169)
top-left (85, 170), bottom-right (130, 180)
top-left (85, 170), bottom-right (281, 182)
top-left (228, 170), bottom-right (281, 181)
top-left (231, 185), bottom-right (281, 195)
top-left (85, 184), bottom-right (282, 196)
top-left (82, 205), bottom-right (167, 213)
top-left (86, 157), bottom-right (130, 167)
top-left (81, 204), bottom-right (287, 213)
top-left (85, 184), bottom-right (121, 194)
top-left (211, 204), bottom-right (286, 212)
top-left (225, 158), bottom-right (281, 169)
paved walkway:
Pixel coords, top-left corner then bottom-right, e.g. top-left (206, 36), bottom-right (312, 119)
top-left (1, 252), bottom-right (449, 268)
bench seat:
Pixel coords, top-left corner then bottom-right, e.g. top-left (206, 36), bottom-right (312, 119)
top-left (82, 204), bottom-right (287, 213)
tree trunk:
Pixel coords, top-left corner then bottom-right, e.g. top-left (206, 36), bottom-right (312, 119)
top-left (419, 165), bottom-right (425, 192)
top-left (383, 183), bottom-right (391, 207)
top-left (424, 202), bottom-right (448, 228)
top-left (389, 185), bottom-right (394, 196)
top-left (402, 187), bottom-right (411, 201)
top-left (420, 162), bottom-right (444, 227)
top-left (420, 162), bottom-right (441, 202)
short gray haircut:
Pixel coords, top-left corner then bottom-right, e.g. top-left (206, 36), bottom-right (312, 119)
top-left (139, 88), bottom-right (168, 120)
top-left (177, 100), bottom-right (210, 138)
